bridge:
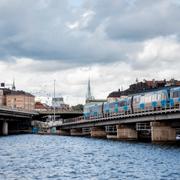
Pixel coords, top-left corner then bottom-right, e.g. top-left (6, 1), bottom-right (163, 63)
top-left (0, 106), bottom-right (38, 136)
top-left (53, 105), bottom-right (180, 142)
top-left (0, 106), bottom-right (83, 136)
top-left (0, 106), bottom-right (38, 119)
top-left (37, 110), bottom-right (83, 120)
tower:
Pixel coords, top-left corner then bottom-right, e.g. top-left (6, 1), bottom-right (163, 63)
top-left (86, 78), bottom-right (94, 103)
top-left (12, 79), bottom-right (16, 90)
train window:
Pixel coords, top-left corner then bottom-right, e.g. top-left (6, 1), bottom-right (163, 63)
top-left (110, 103), bottom-right (114, 108)
top-left (173, 91), bottom-right (179, 98)
top-left (161, 93), bottom-right (164, 99)
top-left (140, 96), bottom-right (145, 103)
top-left (144, 95), bottom-right (150, 103)
top-left (119, 101), bottom-right (126, 107)
top-left (152, 94), bottom-right (156, 101)
top-left (144, 96), bottom-right (147, 103)
top-left (134, 96), bottom-right (139, 104)
top-left (149, 95), bottom-right (152, 102)
top-left (157, 94), bottom-right (160, 101)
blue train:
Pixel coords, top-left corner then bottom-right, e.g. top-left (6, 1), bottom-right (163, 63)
top-left (83, 86), bottom-right (180, 119)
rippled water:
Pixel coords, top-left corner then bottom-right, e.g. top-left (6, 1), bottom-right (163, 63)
top-left (0, 135), bottom-right (180, 180)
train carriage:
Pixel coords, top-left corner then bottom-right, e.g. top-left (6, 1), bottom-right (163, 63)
top-left (83, 86), bottom-right (180, 120)
top-left (132, 89), bottom-right (168, 112)
top-left (118, 97), bottom-right (131, 113)
top-left (170, 87), bottom-right (180, 108)
top-left (83, 102), bottom-right (103, 119)
top-left (103, 97), bottom-right (131, 115)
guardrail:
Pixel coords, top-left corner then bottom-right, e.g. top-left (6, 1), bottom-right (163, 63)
top-left (63, 102), bottom-right (180, 124)
top-left (0, 105), bottom-right (38, 114)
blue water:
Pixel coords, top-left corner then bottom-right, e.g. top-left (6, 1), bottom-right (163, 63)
top-left (0, 135), bottom-right (180, 180)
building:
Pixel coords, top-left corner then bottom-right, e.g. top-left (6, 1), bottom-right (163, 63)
top-left (35, 101), bottom-right (50, 111)
top-left (6, 91), bottom-right (35, 111)
top-left (52, 97), bottom-right (64, 108)
top-left (107, 79), bottom-right (180, 101)
top-left (0, 88), bottom-right (11, 106)
top-left (0, 87), bottom-right (35, 111)
top-left (86, 78), bottom-right (95, 103)
top-left (52, 97), bottom-right (70, 111)
top-left (85, 78), bottom-right (106, 104)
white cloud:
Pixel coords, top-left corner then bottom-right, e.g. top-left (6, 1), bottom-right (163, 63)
top-left (0, 0), bottom-right (180, 106)
top-left (132, 36), bottom-right (180, 70)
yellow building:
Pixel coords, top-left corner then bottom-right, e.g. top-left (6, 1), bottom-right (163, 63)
top-left (6, 91), bottom-right (35, 111)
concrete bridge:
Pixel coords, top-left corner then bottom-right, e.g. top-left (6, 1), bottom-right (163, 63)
top-left (37, 110), bottom-right (83, 120)
top-left (0, 106), bottom-right (38, 135)
top-left (55, 106), bottom-right (180, 142)
top-left (0, 107), bottom-right (83, 136)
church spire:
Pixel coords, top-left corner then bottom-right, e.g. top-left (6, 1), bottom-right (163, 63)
top-left (86, 78), bottom-right (94, 103)
top-left (12, 78), bottom-right (16, 90)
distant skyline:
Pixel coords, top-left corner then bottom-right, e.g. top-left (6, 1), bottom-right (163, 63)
top-left (0, 0), bottom-right (180, 105)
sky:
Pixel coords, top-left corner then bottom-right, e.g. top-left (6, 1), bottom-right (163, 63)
top-left (0, 0), bottom-right (180, 105)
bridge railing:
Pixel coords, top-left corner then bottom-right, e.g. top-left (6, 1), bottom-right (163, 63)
top-left (63, 102), bottom-right (180, 124)
top-left (0, 105), bottom-right (37, 114)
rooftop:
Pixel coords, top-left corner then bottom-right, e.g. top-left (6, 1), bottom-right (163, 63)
top-left (108, 79), bottom-right (180, 98)
top-left (0, 88), bottom-right (34, 97)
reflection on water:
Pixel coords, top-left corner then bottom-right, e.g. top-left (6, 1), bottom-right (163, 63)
top-left (0, 135), bottom-right (180, 180)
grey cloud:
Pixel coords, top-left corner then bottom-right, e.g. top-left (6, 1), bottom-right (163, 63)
top-left (0, 0), bottom-right (125, 65)
top-left (83, 0), bottom-right (180, 41)
top-left (0, 0), bottom-right (180, 71)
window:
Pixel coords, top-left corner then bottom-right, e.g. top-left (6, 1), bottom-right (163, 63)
top-left (119, 101), bottom-right (126, 107)
top-left (140, 96), bottom-right (145, 103)
top-left (134, 96), bottom-right (140, 104)
top-left (173, 91), bottom-right (179, 98)
top-left (110, 103), bottom-right (114, 108)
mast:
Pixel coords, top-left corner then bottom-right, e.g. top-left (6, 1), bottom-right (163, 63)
top-left (53, 80), bottom-right (56, 121)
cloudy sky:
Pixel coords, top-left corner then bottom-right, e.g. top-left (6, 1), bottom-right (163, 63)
top-left (0, 0), bottom-right (180, 105)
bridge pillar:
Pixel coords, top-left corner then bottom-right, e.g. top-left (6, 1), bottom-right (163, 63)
top-left (90, 127), bottom-right (106, 138)
top-left (151, 122), bottom-right (176, 142)
top-left (117, 125), bottom-right (137, 140)
top-left (82, 127), bottom-right (91, 136)
top-left (59, 129), bottom-right (70, 136)
top-left (2, 121), bottom-right (8, 136)
top-left (70, 128), bottom-right (83, 136)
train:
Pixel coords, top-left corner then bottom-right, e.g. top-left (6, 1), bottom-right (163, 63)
top-left (83, 86), bottom-right (180, 119)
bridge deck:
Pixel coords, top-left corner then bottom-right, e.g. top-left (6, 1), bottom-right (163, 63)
top-left (0, 106), bottom-right (38, 119)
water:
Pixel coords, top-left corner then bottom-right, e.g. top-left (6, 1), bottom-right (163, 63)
top-left (0, 135), bottom-right (180, 180)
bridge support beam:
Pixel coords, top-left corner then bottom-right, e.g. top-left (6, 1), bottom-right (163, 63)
top-left (70, 128), bottom-right (83, 136)
top-left (90, 127), bottom-right (106, 138)
top-left (59, 129), bottom-right (70, 136)
top-left (117, 125), bottom-right (137, 140)
top-left (82, 127), bottom-right (91, 136)
top-left (151, 122), bottom-right (176, 142)
top-left (2, 122), bottom-right (8, 136)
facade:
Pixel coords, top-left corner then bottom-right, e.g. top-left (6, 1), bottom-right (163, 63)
top-left (35, 101), bottom-right (50, 111)
top-left (6, 91), bottom-right (35, 111)
top-left (0, 89), bottom-right (6, 106)
top-left (52, 97), bottom-right (64, 108)
top-left (0, 88), bottom-right (12, 106)
top-left (0, 88), bottom-right (35, 111)
top-left (52, 97), bottom-right (70, 111)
